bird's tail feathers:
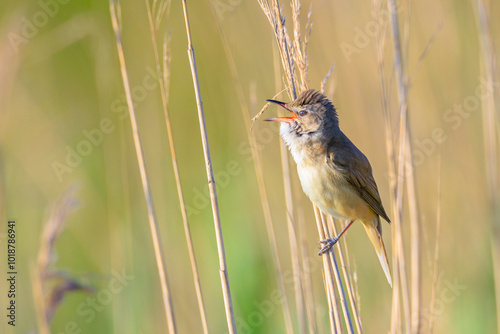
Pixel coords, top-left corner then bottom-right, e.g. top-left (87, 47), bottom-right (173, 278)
top-left (361, 216), bottom-right (392, 287)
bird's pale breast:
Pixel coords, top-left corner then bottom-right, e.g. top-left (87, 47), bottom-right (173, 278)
top-left (297, 161), bottom-right (374, 222)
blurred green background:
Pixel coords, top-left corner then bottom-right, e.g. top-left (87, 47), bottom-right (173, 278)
top-left (0, 0), bottom-right (499, 333)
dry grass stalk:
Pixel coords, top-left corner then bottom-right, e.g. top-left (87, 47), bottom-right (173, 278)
top-left (411, 21), bottom-right (443, 89)
top-left (406, 135), bottom-right (422, 334)
top-left (322, 271), bottom-right (338, 333)
top-left (320, 64), bottom-right (335, 95)
top-left (297, 207), bottom-right (318, 333)
top-left (428, 150), bottom-right (442, 333)
top-left (109, 1), bottom-right (177, 332)
top-left (279, 134), bottom-right (306, 332)
top-left (180, 1), bottom-right (236, 332)
top-left (387, 0), bottom-right (423, 332)
top-left (314, 205), bottom-right (343, 333)
top-left (341, 225), bottom-right (363, 321)
top-left (473, 0), bottom-right (498, 201)
top-left (372, 2), bottom-right (402, 330)
top-left (398, 14), bottom-right (423, 334)
top-left (327, 216), bottom-right (363, 333)
top-left (373, 0), bottom-right (408, 331)
top-left (250, 88), bottom-right (287, 129)
top-left (387, 0), bottom-right (408, 328)
top-left (321, 215), bottom-right (354, 334)
top-left (145, 1), bottom-right (209, 332)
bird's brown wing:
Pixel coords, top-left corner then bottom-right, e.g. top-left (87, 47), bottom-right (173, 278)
top-left (327, 135), bottom-right (391, 223)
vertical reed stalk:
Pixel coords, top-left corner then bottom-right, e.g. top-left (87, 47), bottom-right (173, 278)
top-left (387, 0), bottom-right (416, 332)
top-left (406, 135), bottom-right (422, 334)
top-left (209, 5), bottom-right (295, 331)
top-left (321, 215), bottom-right (354, 334)
top-left (373, 3), bottom-right (402, 328)
top-left (109, 1), bottom-right (177, 332)
top-left (327, 216), bottom-right (363, 333)
top-left (180, 1), bottom-right (236, 332)
top-left (473, 0), bottom-right (498, 202)
top-left (401, 3), bottom-right (423, 325)
top-left (314, 205), bottom-right (343, 334)
top-left (297, 207), bottom-right (318, 333)
top-left (279, 132), bottom-right (305, 332)
top-left (428, 150), bottom-right (442, 334)
top-left (144, 2), bottom-right (209, 332)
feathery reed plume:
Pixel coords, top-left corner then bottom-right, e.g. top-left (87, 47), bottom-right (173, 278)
top-left (180, 1), bottom-right (236, 332)
top-left (145, 1), bottom-right (209, 332)
top-left (32, 186), bottom-right (93, 334)
top-left (109, 1), bottom-right (176, 331)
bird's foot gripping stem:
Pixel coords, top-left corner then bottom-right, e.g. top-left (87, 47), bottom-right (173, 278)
top-left (318, 237), bottom-right (338, 255)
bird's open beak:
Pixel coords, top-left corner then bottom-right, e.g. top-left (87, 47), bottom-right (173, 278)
top-left (264, 99), bottom-right (297, 122)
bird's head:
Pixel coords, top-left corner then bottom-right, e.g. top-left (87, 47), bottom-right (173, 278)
top-left (265, 89), bottom-right (338, 145)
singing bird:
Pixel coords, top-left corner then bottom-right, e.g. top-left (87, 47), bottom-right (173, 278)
top-left (265, 89), bottom-right (392, 286)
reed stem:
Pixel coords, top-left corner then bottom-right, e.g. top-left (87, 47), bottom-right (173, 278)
top-left (181, 1), bottom-right (236, 332)
top-left (110, 1), bottom-right (177, 331)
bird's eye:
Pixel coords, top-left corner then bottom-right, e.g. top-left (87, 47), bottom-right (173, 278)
top-left (299, 110), bottom-right (308, 117)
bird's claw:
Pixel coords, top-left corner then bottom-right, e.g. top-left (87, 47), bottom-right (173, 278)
top-left (318, 237), bottom-right (338, 255)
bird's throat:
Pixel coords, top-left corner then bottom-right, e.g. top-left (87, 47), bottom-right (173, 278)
top-left (280, 122), bottom-right (328, 166)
